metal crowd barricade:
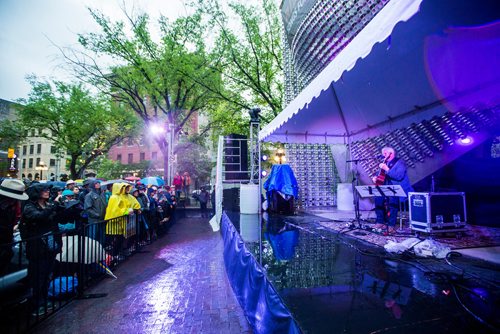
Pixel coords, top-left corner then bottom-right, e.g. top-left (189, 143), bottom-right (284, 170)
top-left (0, 212), bottom-right (149, 333)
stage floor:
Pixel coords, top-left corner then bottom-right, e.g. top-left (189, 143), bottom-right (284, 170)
top-left (305, 207), bottom-right (500, 251)
top-left (225, 210), bottom-right (500, 333)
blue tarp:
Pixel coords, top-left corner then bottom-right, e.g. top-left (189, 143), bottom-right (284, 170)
top-left (221, 212), bottom-right (300, 334)
top-left (263, 164), bottom-right (299, 199)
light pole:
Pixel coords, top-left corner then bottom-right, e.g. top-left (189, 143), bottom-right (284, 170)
top-left (167, 123), bottom-right (175, 185)
top-left (35, 161), bottom-right (48, 180)
top-left (150, 121), bottom-right (175, 185)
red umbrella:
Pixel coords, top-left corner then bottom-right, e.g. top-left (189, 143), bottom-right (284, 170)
top-left (124, 176), bottom-right (140, 181)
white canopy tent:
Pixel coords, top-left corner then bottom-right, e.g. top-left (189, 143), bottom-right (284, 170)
top-left (260, 0), bottom-right (499, 146)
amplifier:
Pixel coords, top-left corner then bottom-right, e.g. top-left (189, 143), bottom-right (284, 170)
top-left (409, 192), bottom-right (467, 234)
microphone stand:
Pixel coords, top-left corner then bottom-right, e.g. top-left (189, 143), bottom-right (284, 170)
top-left (346, 157), bottom-right (380, 234)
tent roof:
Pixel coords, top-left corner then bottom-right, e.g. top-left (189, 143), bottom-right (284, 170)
top-left (260, 0), bottom-right (500, 144)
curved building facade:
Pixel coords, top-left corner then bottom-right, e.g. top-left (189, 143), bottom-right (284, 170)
top-left (282, 0), bottom-right (389, 104)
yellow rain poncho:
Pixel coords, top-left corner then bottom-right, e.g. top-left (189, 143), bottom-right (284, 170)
top-left (105, 183), bottom-right (129, 220)
top-left (105, 183), bottom-right (130, 236)
top-left (123, 185), bottom-right (141, 211)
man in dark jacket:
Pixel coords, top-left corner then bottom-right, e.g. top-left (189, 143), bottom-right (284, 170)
top-left (22, 183), bottom-right (62, 316)
top-left (84, 179), bottom-right (107, 244)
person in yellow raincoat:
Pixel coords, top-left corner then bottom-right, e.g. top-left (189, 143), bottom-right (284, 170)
top-left (105, 183), bottom-right (141, 258)
top-left (105, 183), bottom-right (137, 234)
top-left (123, 184), bottom-right (141, 212)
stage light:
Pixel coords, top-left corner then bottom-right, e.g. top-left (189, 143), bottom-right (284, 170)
top-left (457, 136), bottom-right (473, 145)
top-left (261, 170), bottom-right (268, 177)
top-left (262, 154), bottom-right (268, 161)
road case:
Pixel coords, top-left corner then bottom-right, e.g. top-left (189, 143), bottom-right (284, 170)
top-left (409, 192), bottom-right (467, 236)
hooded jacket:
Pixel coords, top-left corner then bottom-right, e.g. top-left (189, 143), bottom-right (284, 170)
top-left (84, 179), bottom-right (107, 223)
top-left (104, 183), bottom-right (129, 220)
top-left (123, 185), bottom-right (141, 211)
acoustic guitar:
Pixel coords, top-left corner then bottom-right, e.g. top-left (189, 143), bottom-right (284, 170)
top-left (374, 156), bottom-right (389, 186)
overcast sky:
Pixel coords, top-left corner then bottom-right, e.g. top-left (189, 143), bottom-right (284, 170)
top-left (0, 0), bottom-right (188, 102)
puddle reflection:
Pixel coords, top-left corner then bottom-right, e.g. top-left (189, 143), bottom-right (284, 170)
top-left (227, 212), bottom-right (499, 333)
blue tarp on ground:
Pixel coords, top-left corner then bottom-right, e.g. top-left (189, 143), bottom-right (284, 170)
top-left (221, 212), bottom-right (300, 334)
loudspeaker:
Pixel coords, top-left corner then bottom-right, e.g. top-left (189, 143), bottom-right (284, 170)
top-left (224, 134), bottom-right (249, 181)
top-left (269, 191), bottom-right (294, 214)
top-left (223, 187), bottom-right (240, 212)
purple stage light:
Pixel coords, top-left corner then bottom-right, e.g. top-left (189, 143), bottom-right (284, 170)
top-left (457, 136), bottom-right (473, 145)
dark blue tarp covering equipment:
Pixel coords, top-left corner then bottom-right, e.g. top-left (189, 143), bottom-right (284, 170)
top-left (221, 212), bottom-right (300, 334)
top-left (263, 164), bottom-right (299, 199)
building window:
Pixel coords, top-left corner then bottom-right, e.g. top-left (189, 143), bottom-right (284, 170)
top-left (22, 159), bottom-right (26, 168)
top-left (117, 154), bottom-right (122, 162)
top-left (140, 152), bottom-right (145, 161)
top-left (29, 158), bottom-right (33, 168)
top-left (128, 153), bottom-right (133, 164)
top-left (31, 130), bottom-right (36, 137)
top-left (152, 152), bottom-right (157, 160)
top-left (139, 137), bottom-right (145, 146)
top-left (36, 157), bottom-right (40, 166)
top-left (50, 159), bottom-right (56, 167)
top-left (23, 146), bottom-right (27, 155)
top-left (29, 145), bottom-right (34, 154)
top-left (127, 138), bottom-right (134, 147)
top-left (50, 146), bottom-right (56, 154)
top-left (37, 144), bottom-right (42, 154)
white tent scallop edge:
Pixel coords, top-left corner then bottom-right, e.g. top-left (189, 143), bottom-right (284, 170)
top-left (259, 0), bottom-right (422, 142)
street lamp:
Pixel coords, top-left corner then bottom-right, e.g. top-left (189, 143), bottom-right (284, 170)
top-left (273, 148), bottom-right (286, 164)
top-left (150, 120), bottom-right (175, 184)
top-left (35, 161), bottom-right (48, 180)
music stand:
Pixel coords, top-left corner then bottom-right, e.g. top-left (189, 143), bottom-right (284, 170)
top-left (356, 185), bottom-right (407, 230)
top-left (355, 185), bottom-right (407, 198)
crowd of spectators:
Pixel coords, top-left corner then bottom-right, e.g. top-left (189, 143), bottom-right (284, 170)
top-left (0, 176), bottom-right (180, 317)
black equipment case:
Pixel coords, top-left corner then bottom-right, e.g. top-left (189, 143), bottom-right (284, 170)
top-left (408, 192), bottom-right (467, 236)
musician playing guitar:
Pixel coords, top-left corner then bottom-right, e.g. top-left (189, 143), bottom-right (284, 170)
top-left (371, 147), bottom-right (413, 235)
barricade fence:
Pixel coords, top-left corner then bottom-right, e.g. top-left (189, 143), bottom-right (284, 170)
top-left (0, 212), bottom-right (158, 333)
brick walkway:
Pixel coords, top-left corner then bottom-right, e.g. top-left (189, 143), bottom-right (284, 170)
top-left (34, 213), bottom-right (252, 334)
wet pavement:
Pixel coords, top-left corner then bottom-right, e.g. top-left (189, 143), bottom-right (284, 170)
top-left (227, 211), bottom-right (500, 334)
top-left (33, 211), bottom-right (252, 334)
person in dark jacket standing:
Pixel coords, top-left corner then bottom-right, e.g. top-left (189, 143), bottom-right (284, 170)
top-left (21, 183), bottom-right (62, 316)
top-left (198, 187), bottom-right (210, 218)
top-left (84, 179), bottom-right (107, 244)
top-left (0, 179), bottom-right (28, 275)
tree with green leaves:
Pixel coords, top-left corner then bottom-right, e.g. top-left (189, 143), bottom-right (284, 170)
top-left (175, 141), bottom-right (213, 189)
top-left (192, 0), bottom-right (283, 124)
top-left (62, 8), bottom-right (224, 183)
top-left (0, 119), bottom-right (24, 151)
top-left (17, 77), bottom-right (140, 179)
